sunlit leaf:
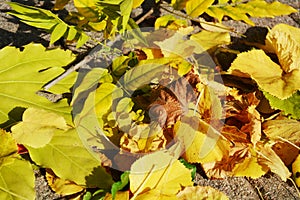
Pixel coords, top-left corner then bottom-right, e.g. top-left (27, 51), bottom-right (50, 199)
top-left (263, 118), bottom-right (300, 144)
top-left (263, 91), bottom-right (300, 120)
top-left (232, 155), bottom-right (266, 178)
top-left (0, 130), bottom-right (35, 200)
top-left (26, 128), bottom-right (113, 188)
top-left (0, 43), bottom-right (75, 126)
top-left (8, 2), bottom-right (89, 46)
top-left (174, 116), bottom-right (230, 163)
top-left (130, 151), bottom-right (193, 198)
top-left (11, 108), bottom-right (69, 148)
top-left (186, 0), bottom-right (214, 18)
top-left (206, 0), bottom-right (297, 25)
top-left (46, 169), bottom-right (84, 196)
top-left (104, 191), bottom-right (129, 200)
top-left (190, 30), bottom-right (231, 51)
top-left (292, 154), bottom-right (300, 187)
top-left (229, 49), bottom-right (300, 100)
top-left (258, 144), bottom-right (291, 181)
top-left (177, 186), bottom-right (229, 200)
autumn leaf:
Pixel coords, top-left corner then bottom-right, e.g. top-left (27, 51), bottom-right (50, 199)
top-left (129, 151), bottom-right (193, 199)
top-left (0, 43), bottom-right (75, 126)
top-left (263, 118), bottom-right (300, 145)
top-left (0, 129), bottom-right (35, 200)
top-left (46, 169), bottom-right (84, 196)
top-left (11, 108), bottom-right (70, 148)
top-left (257, 144), bottom-right (291, 181)
top-left (292, 154), bottom-right (300, 187)
top-left (186, 0), bottom-right (214, 18)
top-left (174, 116), bottom-right (230, 163)
top-left (177, 186), bottom-right (229, 200)
top-left (229, 24), bottom-right (300, 99)
top-left (26, 128), bottom-right (113, 188)
top-left (206, 0), bottom-right (297, 25)
top-left (104, 191), bottom-right (130, 200)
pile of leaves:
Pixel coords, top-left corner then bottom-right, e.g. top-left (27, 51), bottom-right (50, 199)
top-left (1, 0), bottom-right (300, 199)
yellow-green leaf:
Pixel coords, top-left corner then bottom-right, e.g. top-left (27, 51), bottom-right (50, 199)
top-left (11, 108), bottom-right (69, 148)
top-left (0, 130), bottom-right (35, 200)
top-left (0, 43), bottom-right (75, 126)
top-left (186, 0), bottom-right (214, 18)
top-left (50, 23), bottom-right (68, 44)
top-left (26, 128), bottom-right (113, 188)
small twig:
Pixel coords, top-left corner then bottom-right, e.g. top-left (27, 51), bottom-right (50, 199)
top-left (288, 178), bottom-right (300, 198)
top-left (136, 8), bottom-right (154, 25)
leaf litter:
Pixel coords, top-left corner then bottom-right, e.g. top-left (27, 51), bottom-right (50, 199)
top-left (1, 0), bottom-right (300, 199)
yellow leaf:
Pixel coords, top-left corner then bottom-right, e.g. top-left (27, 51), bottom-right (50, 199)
top-left (177, 186), bottom-right (229, 200)
top-left (174, 116), bottom-right (230, 163)
top-left (11, 108), bottom-right (69, 148)
top-left (135, 189), bottom-right (178, 200)
top-left (232, 155), bottom-right (267, 178)
top-left (46, 169), bottom-right (84, 196)
top-left (129, 151), bottom-right (193, 198)
top-left (104, 191), bottom-right (129, 200)
top-left (229, 49), bottom-right (300, 100)
top-left (132, 0), bottom-right (143, 8)
top-left (190, 30), bottom-right (231, 52)
top-left (263, 118), bottom-right (300, 145)
top-left (154, 15), bottom-right (188, 30)
top-left (186, 0), bottom-right (214, 18)
top-left (292, 154), bottom-right (300, 187)
top-left (258, 144), bottom-right (291, 181)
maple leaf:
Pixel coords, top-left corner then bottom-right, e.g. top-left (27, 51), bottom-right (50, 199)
top-left (129, 151), bottom-right (193, 199)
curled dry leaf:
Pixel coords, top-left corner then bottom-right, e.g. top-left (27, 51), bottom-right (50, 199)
top-left (46, 169), bottom-right (84, 196)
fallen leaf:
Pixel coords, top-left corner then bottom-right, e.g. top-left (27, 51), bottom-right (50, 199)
top-left (292, 154), bottom-right (300, 187)
top-left (177, 186), bottom-right (229, 200)
top-left (46, 169), bottom-right (84, 196)
top-left (258, 144), bottom-right (291, 181)
top-left (129, 151), bottom-right (193, 198)
top-left (11, 107), bottom-right (69, 148)
top-left (263, 118), bottom-right (300, 145)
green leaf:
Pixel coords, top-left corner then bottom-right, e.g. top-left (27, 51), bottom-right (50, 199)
top-left (263, 91), bottom-right (300, 120)
top-left (186, 0), bottom-right (214, 18)
top-left (8, 2), bottom-right (89, 46)
top-left (11, 108), bottom-right (69, 148)
top-left (0, 130), bottom-right (35, 200)
top-left (50, 23), bottom-right (68, 44)
top-left (120, 0), bottom-right (133, 32)
top-left (206, 0), bottom-right (297, 25)
top-left (111, 171), bottom-right (130, 199)
top-left (26, 128), bottom-right (114, 188)
top-left (0, 43), bottom-right (75, 126)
